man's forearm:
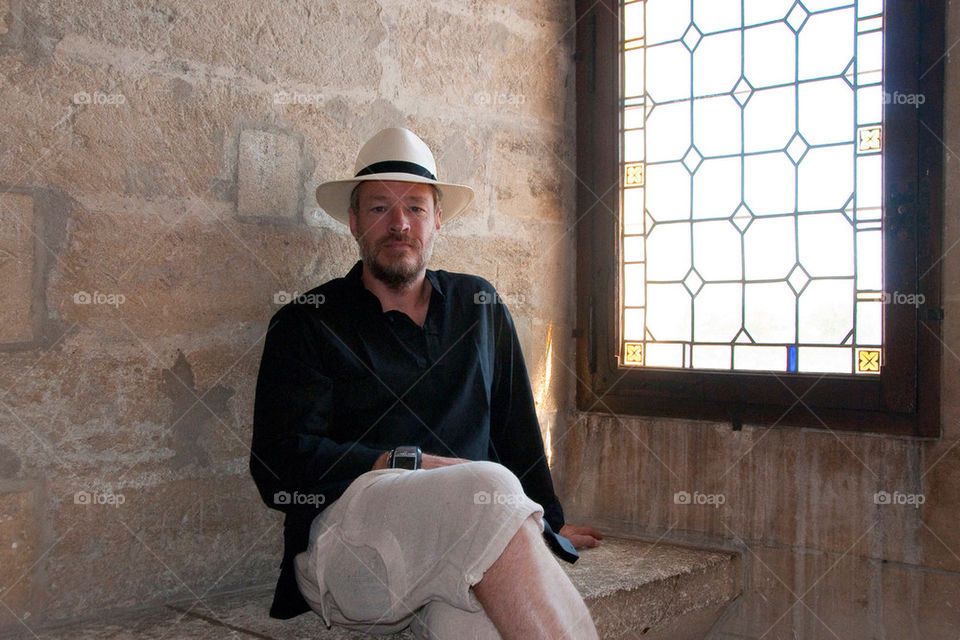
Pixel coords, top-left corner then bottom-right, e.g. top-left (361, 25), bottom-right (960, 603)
top-left (371, 450), bottom-right (470, 471)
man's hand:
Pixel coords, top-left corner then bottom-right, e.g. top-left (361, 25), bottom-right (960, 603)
top-left (372, 451), bottom-right (391, 470)
top-left (371, 451), bottom-right (469, 471)
top-left (559, 524), bottom-right (603, 549)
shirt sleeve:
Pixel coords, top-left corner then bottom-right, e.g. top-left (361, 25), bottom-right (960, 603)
top-left (250, 307), bottom-right (385, 514)
top-left (487, 299), bottom-right (566, 532)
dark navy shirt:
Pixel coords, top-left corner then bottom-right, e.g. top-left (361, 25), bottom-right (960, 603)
top-left (250, 261), bottom-right (564, 618)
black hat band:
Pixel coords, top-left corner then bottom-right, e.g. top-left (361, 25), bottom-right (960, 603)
top-left (355, 160), bottom-right (437, 181)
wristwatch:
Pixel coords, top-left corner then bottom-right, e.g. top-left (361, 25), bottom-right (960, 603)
top-left (388, 446), bottom-right (422, 470)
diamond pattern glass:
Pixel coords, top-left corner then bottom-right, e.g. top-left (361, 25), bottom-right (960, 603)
top-left (619, 0), bottom-right (884, 374)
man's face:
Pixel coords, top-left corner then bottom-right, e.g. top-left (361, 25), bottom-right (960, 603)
top-left (349, 181), bottom-right (442, 289)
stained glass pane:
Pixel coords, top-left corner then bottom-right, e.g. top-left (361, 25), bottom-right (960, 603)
top-left (646, 223), bottom-right (690, 280)
top-left (693, 32), bottom-right (741, 96)
top-left (646, 102), bottom-right (690, 161)
top-left (645, 342), bottom-right (684, 367)
top-left (693, 0), bottom-right (741, 34)
top-left (693, 97), bottom-right (742, 157)
top-left (624, 48), bottom-right (645, 99)
top-left (695, 284), bottom-right (742, 342)
top-left (734, 345), bottom-right (786, 371)
top-left (798, 213), bottom-right (854, 276)
top-left (797, 146), bottom-right (853, 211)
top-left (743, 24), bottom-right (796, 88)
top-left (646, 163), bottom-right (690, 221)
top-left (624, 308), bottom-right (645, 340)
top-left (798, 9), bottom-right (854, 80)
top-left (692, 344), bottom-right (731, 369)
top-left (692, 158), bottom-right (741, 219)
top-left (798, 347), bottom-right (851, 373)
top-left (620, 0), bottom-right (884, 375)
top-left (745, 283), bottom-right (796, 343)
top-left (624, 1), bottom-right (644, 41)
top-left (744, 87), bottom-right (796, 153)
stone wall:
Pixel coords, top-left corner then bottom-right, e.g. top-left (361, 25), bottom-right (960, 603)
top-left (557, 5), bottom-right (960, 638)
top-left (0, 0), bottom-right (576, 631)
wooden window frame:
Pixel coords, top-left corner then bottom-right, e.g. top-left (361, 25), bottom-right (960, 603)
top-left (574, 0), bottom-right (945, 436)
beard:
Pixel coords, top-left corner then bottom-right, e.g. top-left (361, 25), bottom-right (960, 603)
top-left (358, 232), bottom-right (435, 290)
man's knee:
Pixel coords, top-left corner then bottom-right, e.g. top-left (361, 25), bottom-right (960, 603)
top-left (458, 461), bottom-right (527, 509)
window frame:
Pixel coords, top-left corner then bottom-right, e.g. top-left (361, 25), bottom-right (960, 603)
top-left (574, 0), bottom-right (944, 436)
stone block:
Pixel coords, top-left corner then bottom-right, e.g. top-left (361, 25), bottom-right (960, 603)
top-left (881, 563), bottom-right (960, 639)
top-left (22, 0), bottom-right (385, 90)
top-left (44, 474), bottom-right (280, 621)
top-left (721, 426), bottom-right (802, 545)
top-left (489, 128), bottom-right (574, 225)
top-left (0, 482), bottom-right (41, 634)
top-left (236, 128), bottom-right (303, 222)
top-left (0, 192), bottom-right (36, 345)
top-left (795, 550), bottom-right (882, 640)
top-left (391, 3), bottom-right (569, 125)
top-left (717, 544), bottom-right (799, 639)
top-left (52, 201), bottom-right (357, 337)
top-left (920, 442), bottom-right (960, 572)
top-left (0, 58), bottom-right (227, 201)
top-left (0, 0), bottom-right (22, 51)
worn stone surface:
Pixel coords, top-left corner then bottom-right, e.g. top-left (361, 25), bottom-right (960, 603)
top-left (920, 442), bottom-right (960, 573)
top-left (0, 0), bottom-right (578, 633)
top-left (7, 537), bottom-right (738, 639)
top-left (558, 413), bottom-right (960, 638)
top-left (0, 192), bottom-right (36, 344)
top-left (236, 128), bottom-right (303, 221)
top-left (43, 475), bottom-right (280, 620)
top-left (0, 483), bottom-right (41, 632)
top-left (881, 563), bottom-right (960, 639)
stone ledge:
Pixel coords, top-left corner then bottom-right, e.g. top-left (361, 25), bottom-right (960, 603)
top-left (12, 537), bottom-right (740, 639)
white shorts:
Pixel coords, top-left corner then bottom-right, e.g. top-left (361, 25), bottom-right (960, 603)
top-left (294, 460), bottom-right (544, 637)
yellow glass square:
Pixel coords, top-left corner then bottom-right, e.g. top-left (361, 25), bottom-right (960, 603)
top-left (858, 126), bottom-right (882, 153)
top-left (624, 162), bottom-right (645, 186)
top-left (856, 347), bottom-right (882, 374)
top-left (624, 341), bottom-right (645, 365)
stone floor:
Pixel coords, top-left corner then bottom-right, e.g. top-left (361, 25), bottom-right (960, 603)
top-left (8, 538), bottom-right (741, 640)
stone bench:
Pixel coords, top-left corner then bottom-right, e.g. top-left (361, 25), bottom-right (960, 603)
top-left (19, 537), bottom-right (740, 639)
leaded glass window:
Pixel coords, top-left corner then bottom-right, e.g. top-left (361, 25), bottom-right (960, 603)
top-left (620, 0), bottom-right (885, 375)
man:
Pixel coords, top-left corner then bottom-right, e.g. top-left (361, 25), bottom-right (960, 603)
top-left (250, 127), bottom-right (601, 639)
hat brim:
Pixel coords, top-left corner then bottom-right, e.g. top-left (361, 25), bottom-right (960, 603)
top-left (315, 174), bottom-right (475, 226)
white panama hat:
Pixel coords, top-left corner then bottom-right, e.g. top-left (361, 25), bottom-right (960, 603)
top-left (315, 127), bottom-right (475, 225)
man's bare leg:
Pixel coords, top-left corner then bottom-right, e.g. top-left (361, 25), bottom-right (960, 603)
top-left (472, 518), bottom-right (599, 640)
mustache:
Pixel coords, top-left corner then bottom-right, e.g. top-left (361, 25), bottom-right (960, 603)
top-left (378, 234), bottom-right (420, 249)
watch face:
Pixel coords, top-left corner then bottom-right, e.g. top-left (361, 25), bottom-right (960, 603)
top-left (391, 446), bottom-right (421, 470)
top-left (392, 454), bottom-right (418, 470)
